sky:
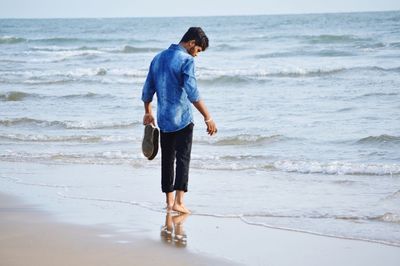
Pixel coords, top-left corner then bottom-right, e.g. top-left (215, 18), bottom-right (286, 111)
top-left (0, 0), bottom-right (399, 18)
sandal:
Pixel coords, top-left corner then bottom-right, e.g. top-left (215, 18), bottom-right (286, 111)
top-left (142, 124), bottom-right (159, 160)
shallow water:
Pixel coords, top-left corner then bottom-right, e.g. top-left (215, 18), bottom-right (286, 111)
top-left (1, 11), bottom-right (400, 246)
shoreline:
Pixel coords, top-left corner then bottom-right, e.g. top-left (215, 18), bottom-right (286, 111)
top-left (0, 192), bottom-right (232, 266)
top-left (1, 161), bottom-right (400, 265)
top-left (2, 189), bottom-right (400, 266)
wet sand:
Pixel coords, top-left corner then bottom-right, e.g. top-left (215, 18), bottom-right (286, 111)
top-left (2, 190), bottom-right (400, 265)
top-left (0, 193), bottom-right (230, 266)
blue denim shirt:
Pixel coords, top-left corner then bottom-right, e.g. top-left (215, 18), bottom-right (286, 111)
top-left (141, 44), bottom-right (201, 132)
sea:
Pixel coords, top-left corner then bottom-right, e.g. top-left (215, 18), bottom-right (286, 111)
top-left (1, 11), bottom-right (400, 251)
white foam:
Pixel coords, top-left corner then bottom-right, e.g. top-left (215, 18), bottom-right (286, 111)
top-left (62, 120), bottom-right (138, 129)
top-left (107, 68), bottom-right (148, 77)
top-left (5, 67), bottom-right (144, 84)
top-left (379, 212), bottom-right (400, 224)
top-left (196, 66), bottom-right (347, 80)
top-left (273, 160), bottom-right (400, 175)
top-left (0, 150), bottom-right (145, 165)
top-left (25, 49), bottom-right (104, 62)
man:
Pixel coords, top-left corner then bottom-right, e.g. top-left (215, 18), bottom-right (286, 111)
top-left (142, 27), bottom-right (217, 214)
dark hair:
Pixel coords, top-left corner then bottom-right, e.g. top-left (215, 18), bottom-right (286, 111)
top-left (180, 27), bottom-right (209, 51)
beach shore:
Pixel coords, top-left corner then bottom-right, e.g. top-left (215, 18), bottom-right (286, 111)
top-left (1, 187), bottom-right (400, 266)
top-left (0, 193), bottom-right (230, 266)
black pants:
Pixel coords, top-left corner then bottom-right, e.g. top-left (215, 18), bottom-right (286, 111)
top-left (160, 123), bottom-right (194, 193)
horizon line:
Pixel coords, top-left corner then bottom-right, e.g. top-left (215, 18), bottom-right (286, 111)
top-left (0, 9), bottom-right (398, 20)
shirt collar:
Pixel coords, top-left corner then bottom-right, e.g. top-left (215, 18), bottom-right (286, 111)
top-left (169, 44), bottom-right (188, 54)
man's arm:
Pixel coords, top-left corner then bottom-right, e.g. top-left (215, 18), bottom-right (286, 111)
top-left (142, 59), bottom-right (156, 126)
top-left (143, 102), bottom-right (155, 126)
top-left (192, 100), bottom-right (217, 136)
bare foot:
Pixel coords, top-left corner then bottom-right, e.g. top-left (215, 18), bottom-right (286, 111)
top-left (172, 204), bottom-right (191, 214)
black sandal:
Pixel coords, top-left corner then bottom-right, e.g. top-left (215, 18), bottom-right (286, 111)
top-left (142, 124), bottom-right (159, 160)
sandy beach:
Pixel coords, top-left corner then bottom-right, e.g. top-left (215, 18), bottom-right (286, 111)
top-left (0, 193), bottom-right (230, 266)
top-left (1, 180), bottom-right (400, 266)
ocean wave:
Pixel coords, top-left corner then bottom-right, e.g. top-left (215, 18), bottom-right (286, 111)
top-left (0, 90), bottom-right (110, 102)
top-left (0, 134), bottom-right (102, 143)
top-left (29, 37), bottom-right (152, 45)
top-left (0, 59), bottom-right (26, 63)
top-left (357, 134), bottom-right (400, 145)
top-left (20, 77), bottom-right (135, 86)
top-left (314, 49), bottom-right (356, 57)
top-left (336, 107), bottom-right (355, 112)
top-left (0, 117), bottom-right (138, 129)
top-left (0, 150), bottom-right (142, 165)
top-left (197, 67), bottom-right (346, 85)
top-left (197, 134), bottom-right (284, 146)
top-left (201, 67), bottom-right (346, 78)
top-left (32, 49), bottom-right (103, 62)
top-left (29, 45), bottom-right (99, 52)
top-left (107, 68), bottom-right (148, 77)
top-left (2, 67), bottom-right (145, 85)
top-left (117, 45), bottom-right (161, 53)
top-left (390, 42), bottom-right (400, 48)
top-left (386, 190), bottom-right (400, 199)
top-left (190, 157), bottom-right (400, 175)
top-left (10, 49), bottom-right (105, 63)
top-left (373, 213), bottom-right (400, 224)
top-left (242, 212), bottom-right (359, 221)
top-left (242, 211), bottom-right (400, 226)
top-left (359, 92), bottom-right (399, 98)
top-left (32, 37), bottom-right (84, 44)
top-left (3, 65), bottom-right (397, 86)
top-left (22, 79), bottom-right (80, 85)
top-left (304, 34), bottom-right (372, 44)
top-left (197, 66), bottom-right (400, 85)
top-left (0, 36), bottom-right (26, 44)
top-left (1, 146), bottom-right (398, 176)
top-left (15, 68), bottom-right (112, 84)
top-left (29, 37), bottom-right (113, 45)
top-left (272, 160), bottom-right (400, 176)
top-left (258, 49), bottom-right (356, 58)
top-left (0, 133), bottom-right (135, 143)
top-left (367, 66), bottom-right (400, 73)
top-left (29, 45), bottom-right (161, 54)
top-left (60, 92), bottom-right (114, 99)
top-left (266, 68), bottom-right (347, 77)
top-left (189, 66), bottom-right (400, 82)
top-left (0, 91), bottom-right (37, 101)
top-left (257, 52), bottom-right (295, 58)
top-left (213, 43), bottom-right (244, 51)
top-left (246, 34), bottom-right (372, 44)
top-left (357, 42), bottom-right (387, 49)
top-left (1, 35), bottom-right (162, 46)
top-left (53, 120), bottom-right (139, 129)
top-left (198, 75), bottom-right (258, 85)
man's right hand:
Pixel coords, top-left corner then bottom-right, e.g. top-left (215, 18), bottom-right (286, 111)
top-left (143, 113), bottom-right (155, 126)
top-left (205, 119), bottom-right (217, 136)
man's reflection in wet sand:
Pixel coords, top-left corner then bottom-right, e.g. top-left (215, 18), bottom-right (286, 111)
top-left (161, 212), bottom-right (189, 247)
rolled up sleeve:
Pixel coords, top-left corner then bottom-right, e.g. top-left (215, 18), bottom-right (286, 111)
top-left (182, 58), bottom-right (201, 102)
top-left (141, 62), bottom-right (156, 103)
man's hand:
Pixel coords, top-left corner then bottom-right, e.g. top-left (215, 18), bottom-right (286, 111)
top-left (143, 113), bottom-right (155, 126)
top-left (143, 102), bottom-right (155, 126)
top-left (205, 118), bottom-right (217, 136)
